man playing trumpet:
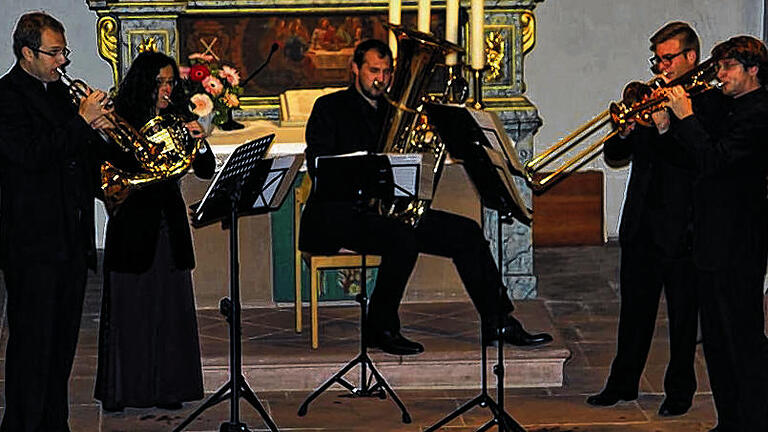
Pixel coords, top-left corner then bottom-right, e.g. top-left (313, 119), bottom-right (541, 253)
top-left (664, 34), bottom-right (768, 432)
top-left (0, 11), bottom-right (113, 431)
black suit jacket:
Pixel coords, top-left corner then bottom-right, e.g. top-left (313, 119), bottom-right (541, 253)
top-left (299, 87), bottom-right (387, 254)
top-left (0, 64), bottom-right (100, 270)
top-left (671, 87), bottom-right (768, 271)
top-left (604, 90), bottom-right (726, 259)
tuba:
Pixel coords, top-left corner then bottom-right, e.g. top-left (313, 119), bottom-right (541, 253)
top-left (373, 25), bottom-right (462, 227)
top-left (57, 68), bottom-right (204, 209)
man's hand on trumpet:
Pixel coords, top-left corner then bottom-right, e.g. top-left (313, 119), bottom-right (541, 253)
top-left (663, 85), bottom-right (694, 120)
top-left (78, 88), bottom-right (114, 129)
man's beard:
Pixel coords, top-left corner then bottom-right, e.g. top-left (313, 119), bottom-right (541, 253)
top-left (358, 76), bottom-right (380, 100)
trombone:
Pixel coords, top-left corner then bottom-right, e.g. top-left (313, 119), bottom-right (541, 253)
top-left (524, 57), bottom-right (722, 192)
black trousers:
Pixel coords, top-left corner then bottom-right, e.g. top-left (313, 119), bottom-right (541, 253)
top-left (698, 267), bottom-right (768, 432)
top-left (0, 259), bottom-right (87, 432)
top-left (605, 240), bottom-right (699, 404)
top-left (316, 207), bottom-right (514, 332)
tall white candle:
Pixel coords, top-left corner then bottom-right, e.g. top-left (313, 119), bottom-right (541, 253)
top-left (445, 0), bottom-right (459, 66)
top-left (389, 0), bottom-right (402, 60)
top-left (418, 0), bottom-right (431, 33)
top-left (470, 0), bottom-right (485, 69)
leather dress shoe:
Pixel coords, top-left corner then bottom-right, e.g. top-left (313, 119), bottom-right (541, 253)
top-left (483, 318), bottom-right (553, 347)
top-left (368, 330), bottom-right (424, 355)
top-left (585, 388), bottom-right (638, 406)
top-left (657, 398), bottom-right (691, 417)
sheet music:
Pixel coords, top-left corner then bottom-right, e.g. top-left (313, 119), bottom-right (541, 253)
top-left (251, 154), bottom-right (303, 210)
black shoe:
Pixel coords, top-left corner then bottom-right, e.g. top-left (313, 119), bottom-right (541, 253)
top-left (658, 398), bottom-right (691, 417)
top-left (156, 402), bottom-right (183, 410)
top-left (585, 388), bottom-right (638, 407)
top-left (368, 330), bottom-right (424, 355)
top-left (483, 318), bottom-right (553, 347)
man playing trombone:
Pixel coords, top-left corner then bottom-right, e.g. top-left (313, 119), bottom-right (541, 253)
top-left (664, 34), bottom-right (768, 432)
top-left (587, 21), bottom-right (725, 417)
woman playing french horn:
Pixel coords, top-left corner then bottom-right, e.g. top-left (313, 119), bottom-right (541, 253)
top-left (94, 51), bottom-right (215, 412)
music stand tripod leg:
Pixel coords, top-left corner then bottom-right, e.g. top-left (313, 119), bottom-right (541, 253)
top-left (297, 354), bottom-right (362, 416)
top-left (296, 255), bottom-right (411, 423)
top-left (238, 378), bottom-right (280, 431)
top-left (172, 383), bottom-right (231, 432)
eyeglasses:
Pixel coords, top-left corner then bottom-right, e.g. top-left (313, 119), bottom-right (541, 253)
top-left (31, 46), bottom-right (71, 59)
top-left (649, 48), bottom-right (692, 68)
top-left (715, 59), bottom-right (744, 73)
top-left (156, 78), bottom-right (177, 89)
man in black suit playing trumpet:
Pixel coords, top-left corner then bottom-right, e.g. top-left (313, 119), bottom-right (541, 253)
top-left (0, 11), bottom-right (112, 432)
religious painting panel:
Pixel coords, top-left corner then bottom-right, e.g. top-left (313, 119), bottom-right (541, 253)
top-left (177, 11), bottom-right (454, 98)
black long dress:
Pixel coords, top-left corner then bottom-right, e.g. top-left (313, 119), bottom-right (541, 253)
top-left (94, 129), bottom-right (215, 410)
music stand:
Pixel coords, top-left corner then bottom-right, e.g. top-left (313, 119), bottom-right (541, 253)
top-left (424, 103), bottom-right (532, 432)
top-left (296, 153), bottom-right (412, 424)
top-left (174, 134), bottom-right (302, 432)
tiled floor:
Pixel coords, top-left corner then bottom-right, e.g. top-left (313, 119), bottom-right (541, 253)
top-left (0, 245), bottom-right (734, 431)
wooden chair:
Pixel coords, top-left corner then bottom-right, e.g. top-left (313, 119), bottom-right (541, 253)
top-left (294, 174), bottom-right (381, 349)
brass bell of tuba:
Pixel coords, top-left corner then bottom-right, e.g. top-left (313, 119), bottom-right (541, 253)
top-left (57, 68), bottom-right (204, 209)
top-left (373, 25), bottom-right (463, 227)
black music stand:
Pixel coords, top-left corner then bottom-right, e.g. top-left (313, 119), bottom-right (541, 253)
top-left (173, 134), bottom-right (302, 432)
top-left (424, 103), bottom-right (532, 432)
top-left (296, 153), bottom-right (412, 424)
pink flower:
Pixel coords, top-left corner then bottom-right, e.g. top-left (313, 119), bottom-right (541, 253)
top-left (222, 91), bottom-right (240, 108)
top-left (190, 93), bottom-right (213, 117)
top-left (189, 53), bottom-right (215, 63)
top-left (202, 76), bottom-right (223, 97)
top-left (218, 65), bottom-right (240, 86)
top-left (178, 66), bottom-right (190, 80)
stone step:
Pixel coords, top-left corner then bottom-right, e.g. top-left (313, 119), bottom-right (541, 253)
top-left (202, 345), bottom-right (570, 392)
top-left (197, 300), bottom-right (569, 392)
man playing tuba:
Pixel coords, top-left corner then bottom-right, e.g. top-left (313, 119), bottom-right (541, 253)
top-left (300, 39), bottom-right (552, 356)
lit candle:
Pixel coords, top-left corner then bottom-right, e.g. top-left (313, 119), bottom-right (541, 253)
top-left (418, 0), bottom-right (431, 33)
top-left (389, 0), bottom-right (401, 59)
top-left (445, 0), bottom-right (459, 66)
top-left (470, 0), bottom-right (485, 69)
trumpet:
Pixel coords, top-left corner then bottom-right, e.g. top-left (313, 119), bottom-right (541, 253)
top-left (525, 57), bottom-right (722, 191)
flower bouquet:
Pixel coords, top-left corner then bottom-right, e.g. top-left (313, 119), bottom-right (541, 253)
top-left (180, 53), bottom-right (245, 131)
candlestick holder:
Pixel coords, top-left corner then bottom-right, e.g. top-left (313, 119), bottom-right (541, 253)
top-left (444, 65), bottom-right (469, 104)
top-left (471, 68), bottom-right (485, 110)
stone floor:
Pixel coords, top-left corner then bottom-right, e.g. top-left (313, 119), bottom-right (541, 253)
top-left (0, 244), bottom-right (737, 431)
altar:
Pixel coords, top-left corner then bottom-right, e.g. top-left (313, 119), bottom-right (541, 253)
top-left (85, 0), bottom-right (546, 308)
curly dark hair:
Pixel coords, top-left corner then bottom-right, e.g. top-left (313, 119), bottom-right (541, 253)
top-left (712, 35), bottom-right (768, 85)
top-left (113, 52), bottom-right (191, 129)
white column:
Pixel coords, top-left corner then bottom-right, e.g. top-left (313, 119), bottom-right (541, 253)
top-left (445, 0), bottom-right (459, 66)
top-left (470, 0), bottom-right (485, 69)
top-left (389, 0), bottom-right (402, 60)
top-left (418, 0), bottom-right (431, 33)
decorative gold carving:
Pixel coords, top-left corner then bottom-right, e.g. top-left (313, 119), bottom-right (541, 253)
top-left (521, 12), bottom-right (535, 54)
top-left (97, 16), bottom-right (119, 88)
top-left (485, 31), bottom-right (505, 82)
top-left (137, 36), bottom-right (159, 53)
